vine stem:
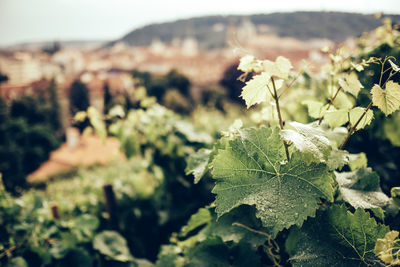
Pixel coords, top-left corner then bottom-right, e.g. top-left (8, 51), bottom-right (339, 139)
top-left (0, 244), bottom-right (21, 259)
top-left (271, 77), bottom-right (290, 161)
top-left (339, 57), bottom-right (393, 150)
top-left (339, 100), bottom-right (373, 150)
top-left (318, 86), bottom-right (342, 125)
top-left (278, 69), bottom-right (304, 98)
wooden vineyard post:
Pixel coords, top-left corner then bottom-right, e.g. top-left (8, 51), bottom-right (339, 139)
top-left (50, 202), bottom-right (60, 220)
top-left (103, 184), bottom-right (119, 231)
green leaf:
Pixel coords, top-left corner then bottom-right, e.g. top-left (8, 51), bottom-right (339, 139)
top-left (383, 113), bottom-right (400, 146)
top-left (327, 149), bottom-right (349, 170)
top-left (280, 122), bottom-right (332, 164)
top-left (388, 59), bottom-right (400, 72)
top-left (240, 72), bottom-right (272, 108)
top-left (237, 55), bottom-right (262, 73)
top-left (73, 214), bottom-right (99, 232)
top-left (333, 91), bottom-right (354, 110)
top-left (93, 231), bottom-right (133, 262)
top-left (263, 56), bottom-right (293, 79)
top-left (324, 109), bottom-right (349, 128)
top-left (180, 207), bottom-right (213, 237)
top-left (338, 72), bottom-right (363, 97)
top-left (186, 237), bottom-right (262, 267)
top-left (301, 100), bottom-right (325, 119)
top-left (6, 257), bottom-right (27, 267)
top-left (371, 81), bottom-right (400, 116)
top-left (179, 206), bottom-right (269, 248)
top-left (212, 127), bottom-right (334, 237)
top-left (374, 230), bottom-right (400, 266)
top-left (289, 205), bottom-right (390, 266)
top-left (60, 249), bottom-right (93, 267)
top-left (175, 121), bottom-right (212, 144)
top-left (349, 107), bottom-right (374, 130)
top-left (392, 187), bottom-right (400, 198)
top-left (348, 152), bottom-right (368, 171)
top-left (335, 168), bottom-right (390, 210)
top-left (185, 149), bottom-right (212, 184)
top-left (155, 245), bottom-right (184, 267)
top-left (322, 125), bottom-right (348, 148)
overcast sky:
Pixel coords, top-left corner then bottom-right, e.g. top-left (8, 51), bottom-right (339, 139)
top-left (0, 0), bottom-right (399, 46)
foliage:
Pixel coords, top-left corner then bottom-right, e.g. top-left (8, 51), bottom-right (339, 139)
top-left (69, 80), bottom-right (90, 115)
top-left (132, 70), bottom-right (193, 113)
top-left (3, 17), bottom-right (400, 267)
top-left (0, 179), bottom-right (151, 266)
top-left (175, 21), bottom-right (400, 266)
top-left (0, 94), bottom-right (61, 193)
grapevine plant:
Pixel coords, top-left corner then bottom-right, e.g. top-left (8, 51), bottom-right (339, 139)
top-left (158, 49), bottom-right (400, 265)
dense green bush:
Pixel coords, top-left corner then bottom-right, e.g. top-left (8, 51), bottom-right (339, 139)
top-left (0, 94), bottom-right (61, 193)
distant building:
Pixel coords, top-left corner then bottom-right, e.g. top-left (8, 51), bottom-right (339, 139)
top-left (0, 53), bottom-right (42, 85)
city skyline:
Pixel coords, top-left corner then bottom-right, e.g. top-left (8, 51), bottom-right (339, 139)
top-left (1, 0), bottom-right (399, 46)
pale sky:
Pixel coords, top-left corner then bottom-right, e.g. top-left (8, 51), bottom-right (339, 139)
top-left (0, 0), bottom-right (399, 46)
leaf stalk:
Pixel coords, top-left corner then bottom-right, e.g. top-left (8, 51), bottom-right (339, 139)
top-left (271, 77), bottom-right (290, 161)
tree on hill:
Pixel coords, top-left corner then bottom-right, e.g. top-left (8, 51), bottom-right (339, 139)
top-left (166, 69), bottom-right (191, 97)
top-left (103, 82), bottom-right (112, 115)
top-left (69, 80), bottom-right (90, 114)
top-left (0, 72), bottom-right (8, 83)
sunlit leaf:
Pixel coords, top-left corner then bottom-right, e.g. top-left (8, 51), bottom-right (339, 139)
top-left (324, 109), bottom-right (349, 128)
top-left (335, 168), bottom-right (390, 210)
top-left (374, 231), bottom-right (400, 265)
top-left (371, 81), bottom-right (400, 116)
top-left (240, 72), bottom-right (272, 108)
top-left (280, 122), bottom-right (332, 164)
top-left (349, 107), bottom-right (374, 130)
top-left (238, 55), bottom-right (262, 73)
top-left (186, 149), bottom-right (212, 184)
top-left (301, 100), bottom-right (325, 119)
top-left (348, 152), bottom-right (368, 171)
top-left (338, 72), bottom-right (363, 97)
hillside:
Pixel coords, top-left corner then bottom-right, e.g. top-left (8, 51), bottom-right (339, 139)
top-left (115, 12), bottom-right (400, 48)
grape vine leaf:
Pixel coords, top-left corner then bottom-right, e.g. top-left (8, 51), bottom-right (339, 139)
top-left (349, 107), bottom-right (374, 130)
top-left (179, 206), bottom-right (269, 248)
top-left (237, 55), bottom-right (262, 73)
top-left (263, 56), bottom-right (293, 79)
top-left (301, 100), bottom-right (327, 119)
top-left (374, 230), bottom-right (400, 266)
top-left (383, 113), bottom-right (400, 146)
top-left (155, 245), bottom-right (185, 267)
top-left (338, 72), bottom-right (363, 97)
top-left (280, 122), bottom-right (332, 164)
top-left (321, 125), bottom-right (348, 148)
top-left (335, 168), bottom-right (390, 210)
top-left (240, 72), bottom-right (272, 109)
top-left (333, 91), bottom-right (355, 110)
top-left (327, 149), bottom-right (349, 170)
top-left (289, 205), bottom-right (390, 266)
top-left (93, 231), bottom-right (133, 262)
top-left (186, 149), bottom-right (212, 184)
top-left (175, 121), bottom-right (212, 144)
top-left (348, 152), bottom-right (368, 171)
top-left (324, 109), bottom-right (349, 128)
top-left (212, 127), bottom-right (334, 237)
top-left (371, 81), bottom-right (400, 116)
top-left (388, 59), bottom-right (400, 72)
top-left (186, 237), bottom-right (262, 267)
